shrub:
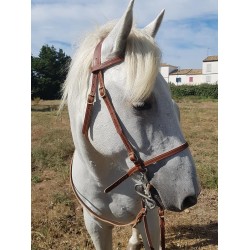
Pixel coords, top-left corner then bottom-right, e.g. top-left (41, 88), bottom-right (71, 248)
top-left (169, 83), bottom-right (218, 99)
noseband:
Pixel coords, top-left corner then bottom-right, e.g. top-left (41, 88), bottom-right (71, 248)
top-left (71, 40), bottom-right (189, 250)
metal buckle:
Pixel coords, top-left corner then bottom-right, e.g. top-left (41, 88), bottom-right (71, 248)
top-left (99, 86), bottom-right (106, 98)
top-left (87, 94), bottom-right (95, 105)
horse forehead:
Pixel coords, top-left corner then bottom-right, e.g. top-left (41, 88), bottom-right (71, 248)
top-left (104, 65), bottom-right (126, 84)
top-left (104, 68), bottom-right (164, 99)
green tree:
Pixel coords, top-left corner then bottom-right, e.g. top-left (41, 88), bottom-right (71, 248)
top-left (31, 45), bottom-right (71, 99)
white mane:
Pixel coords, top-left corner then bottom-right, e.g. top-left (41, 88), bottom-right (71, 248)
top-left (60, 21), bottom-right (161, 110)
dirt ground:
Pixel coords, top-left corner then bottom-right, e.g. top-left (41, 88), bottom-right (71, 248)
top-left (32, 169), bottom-right (217, 250)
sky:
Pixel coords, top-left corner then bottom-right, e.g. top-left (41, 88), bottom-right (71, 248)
top-left (31, 0), bottom-right (218, 69)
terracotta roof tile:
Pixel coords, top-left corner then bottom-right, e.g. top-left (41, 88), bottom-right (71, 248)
top-left (203, 56), bottom-right (218, 62)
top-left (170, 69), bottom-right (192, 75)
top-left (169, 69), bottom-right (202, 75)
top-left (187, 69), bottom-right (202, 75)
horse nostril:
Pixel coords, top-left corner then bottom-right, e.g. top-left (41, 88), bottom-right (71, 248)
top-left (181, 195), bottom-right (197, 210)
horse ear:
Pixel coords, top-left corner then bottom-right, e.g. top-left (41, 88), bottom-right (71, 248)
top-left (102, 0), bottom-right (134, 60)
top-left (142, 9), bottom-right (165, 38)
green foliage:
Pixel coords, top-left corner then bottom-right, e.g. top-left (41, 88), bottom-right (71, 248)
top-left (169, 83), bottom-right (218, 99)
top-left (31, 45), bottom-right (71, 100)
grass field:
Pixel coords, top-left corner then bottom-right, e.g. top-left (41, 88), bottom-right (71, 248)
top-left (31, 98), bottom-right (218, 249)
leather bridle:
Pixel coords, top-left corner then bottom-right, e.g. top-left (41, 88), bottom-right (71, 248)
top-left (71, 39), bottom-right (189, 250)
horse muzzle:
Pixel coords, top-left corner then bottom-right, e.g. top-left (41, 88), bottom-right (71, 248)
top-left (152, 185), bottom-right (199, 212)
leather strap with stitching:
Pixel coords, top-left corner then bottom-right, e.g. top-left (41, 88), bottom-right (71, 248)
top-left (82, 41), bottom-right (102, 136)
top-left (104, 142), bottom-right (189, 193)
top-left (98, 72), bottom-right (140, 162)
top-left (82, 40), bottom-right (139, 163)
top-left (91, 56), bottom-right (124, 73)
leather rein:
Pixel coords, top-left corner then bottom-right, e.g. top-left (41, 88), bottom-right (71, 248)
top-left (70, 40), bottom-right (189, 250)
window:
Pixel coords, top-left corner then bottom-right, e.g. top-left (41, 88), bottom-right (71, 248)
top-left (189, 77), bottom-right (193, 83)
top-left (176, 77), bottom-right (181, 83)
top-left (206, 75), bottom-right (211, 83)
top-left (207, 63), bottom-right (212, 73)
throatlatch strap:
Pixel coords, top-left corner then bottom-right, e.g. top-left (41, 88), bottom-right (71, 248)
top-left (82, 41), bottom-right (102, 136)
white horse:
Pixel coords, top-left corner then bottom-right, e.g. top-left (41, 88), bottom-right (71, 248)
top-left (61, 0), bottom-right (200, 249)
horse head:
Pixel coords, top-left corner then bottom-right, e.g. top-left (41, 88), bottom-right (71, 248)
top-left (62, 0), bottom-right (201, 248)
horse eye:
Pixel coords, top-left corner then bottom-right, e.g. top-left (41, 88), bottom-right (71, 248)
top-left (133, 101), bottom-right (152, 111)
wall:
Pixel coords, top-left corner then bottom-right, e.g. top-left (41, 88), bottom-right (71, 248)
top-left (168, 74), bottom-right (202, 85)
top-left (186, 74), bottom-right (203, 85)
top-left (202, 61), bottom-right (218, 84)
top-left (160, 65), bottom-right (178, 82)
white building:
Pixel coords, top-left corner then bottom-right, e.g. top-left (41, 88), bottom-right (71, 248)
top-left (160, 64), bottom-right (178, 82)
top-left (169, 69), bottom-right (202, 85)
top-left (202, 56), bottom-right (218, 84)
top-left (160, 55), bottom-right (218, 85)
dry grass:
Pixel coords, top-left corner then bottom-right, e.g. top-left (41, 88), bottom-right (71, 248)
top-left (177, 98), bottom-right (218, 189)
top-left (32, 99), bottom-right (62, 106)
top-left (31, 98), bottom-right (217, 249)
